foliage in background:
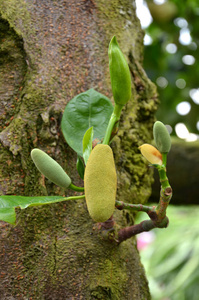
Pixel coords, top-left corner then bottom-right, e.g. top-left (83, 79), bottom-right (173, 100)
top-left (137, 4), bottom-right (199, 297)
top-left (143, 0), bottom-right (199, 138)
top-left (137, 205), bottom-right (199, 300)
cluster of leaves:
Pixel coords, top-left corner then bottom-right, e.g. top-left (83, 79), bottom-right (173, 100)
top-left (144, 0), bottom-right (199, 134)
top-left (138, 205), bottom-right (199, 300)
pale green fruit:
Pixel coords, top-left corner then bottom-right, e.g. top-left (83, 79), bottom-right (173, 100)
top-left (31, 148), bottom-right (71, 189)
top-left (108, 36), bottom-right (131, 106)
top-left (153, 121), bottom-right (171, 153)
top-left (84, 144), bottom-right (117, 222)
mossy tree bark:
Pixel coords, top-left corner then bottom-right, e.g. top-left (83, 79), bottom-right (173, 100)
top-left (0, 1), bottom-right (158, 299)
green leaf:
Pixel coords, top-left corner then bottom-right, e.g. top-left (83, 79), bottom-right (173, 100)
top-left (0, 195), bottom-right (85, 224)
top-left (76, 155), bottom-right (85, 179)
top-left (61, 89), bottom-right (113, 156)
top-left (0, 207), bottom-right (16, 224)
top-left (82, 127), bottom-right (93, 165)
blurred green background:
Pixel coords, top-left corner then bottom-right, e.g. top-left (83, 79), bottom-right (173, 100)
top-left (135, 1), bottom-right (199, 299)
top-left (136, 206), bottom-right (199, 300)
top-left (136, 0), bottom-right (199, 140)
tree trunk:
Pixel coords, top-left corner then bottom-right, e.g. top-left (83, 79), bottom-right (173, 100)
top-left (0, 0), bottom-right (158, 299)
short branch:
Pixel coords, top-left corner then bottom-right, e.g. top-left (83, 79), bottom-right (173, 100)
top-left (115, 200), bottom-right (155, 214)
top-left (118, 220), bottom-right (155, 243)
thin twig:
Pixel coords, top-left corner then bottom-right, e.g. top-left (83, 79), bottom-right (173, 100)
top-left (115, 200), bottom-right (156, 214)
top-left (114, 165), bottom-right (172, 243)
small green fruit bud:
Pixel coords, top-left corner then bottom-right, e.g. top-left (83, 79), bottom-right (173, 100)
top-left (31, 148), bottom-right (71, 189)
top-left (108, 36), bottom-right (131, 106)
top-left (153, 121), bottom-right (171, 153)
top-left (139, 144), bottom-right (163, 165)
top-left (84, 144), bottom-right (117, 222)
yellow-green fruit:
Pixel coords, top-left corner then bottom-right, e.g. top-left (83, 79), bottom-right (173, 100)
top-left (139, 143), bottom-right (162, 165)
top-left (31, 148), bottom-right (71, 189)
top-left (84, 144), bottom-right (117, 222)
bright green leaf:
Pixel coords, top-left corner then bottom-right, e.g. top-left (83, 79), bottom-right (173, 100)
top-left (0, 207), bottom-right (16, 224)
top-left (61, 89), bottom-right (113, 156)
top-left (0, 195), bottom-right (85, 224)
top-left (82, 127), bottom-right (93, 165)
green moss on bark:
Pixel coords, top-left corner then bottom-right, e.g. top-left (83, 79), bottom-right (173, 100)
top-left (0, 203), bottom-right (149, 299)
top-left (0, 0), bottom-right (157, 299)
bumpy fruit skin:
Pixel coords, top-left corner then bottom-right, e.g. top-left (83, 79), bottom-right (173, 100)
top-left (31, 148), bottom-right (71, 189)
top-left (84, 144), bottom-right (117, 222)
top-left (108, 36), bottom-right (131, 106)
top-left (153, 121), bottom-right (171, 153)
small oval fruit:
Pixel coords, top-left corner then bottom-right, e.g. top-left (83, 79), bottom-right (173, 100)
top-left (139, 144), bottom-right (162, 165)
top-left (108, 36), bottom-right (131, 106)
top-left (84, 144), bottom-right (117, 222)
top-left (153, 121), bottom-right (171, 153)
top-left (31, 148), bottom-right (71, 189)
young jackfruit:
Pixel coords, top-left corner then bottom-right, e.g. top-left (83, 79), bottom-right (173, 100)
top-left (108, 36), bottom-right (131, 106)
top-left (84, 144), bottom-right (117, 222)
top-left (153, 121), bottom-right (171, 153)
top-left (31, 148), bottom-right (71, 189)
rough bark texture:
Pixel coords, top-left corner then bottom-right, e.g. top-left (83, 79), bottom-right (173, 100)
top-left (0, 0), bottom-right (158, 299)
